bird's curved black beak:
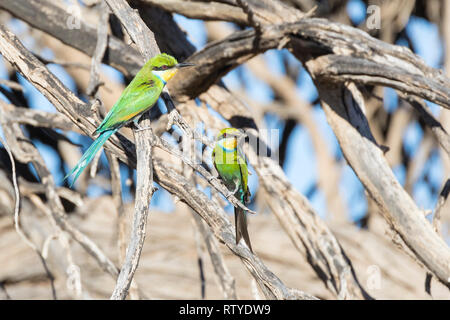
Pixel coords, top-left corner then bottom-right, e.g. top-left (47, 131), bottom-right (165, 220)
top-left (175, 62), bottom-right (195, 69)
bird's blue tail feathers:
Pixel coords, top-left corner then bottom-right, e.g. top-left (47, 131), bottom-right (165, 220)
top-left (64, 129), bottom-right (117, 187)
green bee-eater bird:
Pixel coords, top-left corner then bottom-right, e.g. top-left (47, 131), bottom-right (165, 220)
top-left (212, 128), bottom-right (253, 252)
top-left (65, 53), bottom-right (194, 186)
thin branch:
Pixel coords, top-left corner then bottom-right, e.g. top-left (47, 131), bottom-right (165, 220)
top-left (235, 0), bottom-right (262, 33)
top-left (0, 126), bottom-right (57, 299)
top-left (400, 94), bottom-right (450, 158)
top-left (86, 1), bottom-right (110, 97)
top-left (19, 178), bottom-right (84, 207)
top-left (0, 103), bottom-right (79, 132)
top-left (0, 79), bottom-right (23, 91)
top-left (192, 215), bottom-right (207, 299)
top-left (139, 0), bottom-right (248, 24)
top-left (433, 179), bottom-right (450, 237)
top-left (191, 212), bottom-right (237, 299)
top-left (104, 0), bottom-right (159, 61)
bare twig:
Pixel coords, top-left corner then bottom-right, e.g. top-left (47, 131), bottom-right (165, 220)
top-left (191, 212), bottom-right (237, 299)
top-left (104, 0), bottom-right (158, 61)
top-left (0, 79), bottom-right (23, 91)
top-left (0, 103), bottom-right (78, 132)
top-left (192, 215), bottom-right (207, 299)
top-left (235, 0), bottom-right (262, 33)
top-left (400, 94), bottom-right (450, 158)
top-left (433, 179), bottom-right (450, 237)
top-left (0, 126), bottom-right (57, 299)
top-left (139, 0), bottom-right (248, 24)
top-left (19, 178), bottom-right (84, 207)
top-left (86, 1), bottom-right (110, 97)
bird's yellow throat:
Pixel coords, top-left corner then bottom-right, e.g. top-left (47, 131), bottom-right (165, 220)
top-left (153, 69), bottom-right (178, 83)
top-left (219, 138), bottom-right (237, 150)
top-left (163, 69), bottom-right (178, 82)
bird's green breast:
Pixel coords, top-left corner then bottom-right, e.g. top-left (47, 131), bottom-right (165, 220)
top-left (213, 142), bottom-right (248, 194)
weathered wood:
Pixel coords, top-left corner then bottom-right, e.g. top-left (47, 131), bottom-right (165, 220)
top-left (307, 78), bottom-right (450, 289)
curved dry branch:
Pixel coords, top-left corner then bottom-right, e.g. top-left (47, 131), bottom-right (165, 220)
top-left (0, 0), bottom-right (143, 75)
top-left (139, 0), bottom-right (248, 24)
top-left (306, 54), bottom-right (450, 111)
top-left (168, 19), bottom-right (450, 111)
top-left (306, 78), bottom-right (450, 289)
top-left (139, 0), bottom-right (303, 25)
top-left (400, 95), bottom-right (450, 158)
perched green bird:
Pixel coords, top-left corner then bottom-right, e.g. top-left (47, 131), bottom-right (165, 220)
top-left (65, 53), bottom-right (194, 186)
top-left (212, 128), bottom-right (253, 252)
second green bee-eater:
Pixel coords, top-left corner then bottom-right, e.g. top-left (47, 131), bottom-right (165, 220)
top-left (213, 128), bottom-right (253, 252)
top-left (65, 53), bottom-right (193, 186)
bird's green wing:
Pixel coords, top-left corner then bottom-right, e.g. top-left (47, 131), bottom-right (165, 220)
top-left (96, 76), bottom-right (163, 133)
top-left (237, 148), bottom-right (249, 195)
